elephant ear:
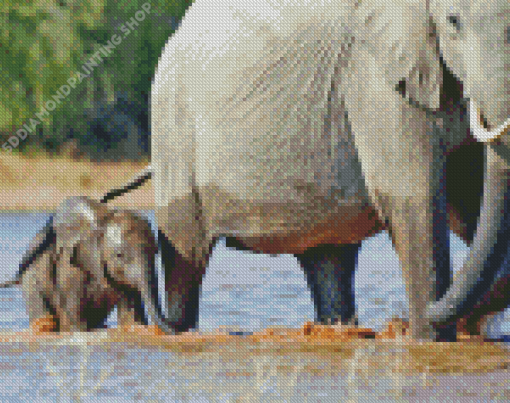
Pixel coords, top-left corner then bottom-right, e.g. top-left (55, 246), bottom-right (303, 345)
top-left (54, 218), bottom-right (97, 254)
top-left (398, 20), bottom-right (443, 110)
top-left (52, 197), bottom-right (108, 255)
top-left (354, 0), bottom-right (443, 110)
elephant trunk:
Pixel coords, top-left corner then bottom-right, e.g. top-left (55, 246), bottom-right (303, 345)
top-left (141, 230), bottom-right (176, 335)
top-left (427, 143), bottom-right (510, 325)
top-left (0, 216), bottom-right (56, 288)
top-left (145, 271), bottom-right (176, 335)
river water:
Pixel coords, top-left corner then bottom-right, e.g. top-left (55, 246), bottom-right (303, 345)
top-left (0, 211), bottom-right (509, 401)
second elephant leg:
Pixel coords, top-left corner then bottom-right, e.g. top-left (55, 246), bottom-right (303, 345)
top-left (21, 263), bottom-right (58, 333)
top-left (54, 252), bottom-right (88, 332)
top-left (117, 292), bottom-right (148, 329)
top-left (342, 50), bottom-right (452, 340)
top-left (295, 243), bottom-right (361, 325)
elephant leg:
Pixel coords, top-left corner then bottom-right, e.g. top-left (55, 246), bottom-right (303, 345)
top-left (21, 264), bottom-right (58, 333)
top-left (20, 243), bottom-right (60, 333)
top-left (427, 144), bottom-right (510, 329)
top-left (343, 64), bottom-right (451, 340)
top-left (384, 177), bottom-right (455, 342)
top-left (295, 243), bottom-right (360, 325)
top-left (54, 251), bottom-right (88, 332)
top-left (117, 292), bottom-right (148, 329)
top-left (157, 229), bottom-right (210, 333)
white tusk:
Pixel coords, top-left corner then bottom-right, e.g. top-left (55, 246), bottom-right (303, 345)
top-left (470, 99), bottom-right (510, 143)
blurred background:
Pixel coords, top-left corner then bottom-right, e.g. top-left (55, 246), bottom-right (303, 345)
top-left (0, 0), bottom-right (192, 162)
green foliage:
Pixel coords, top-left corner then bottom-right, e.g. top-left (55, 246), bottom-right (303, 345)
top-left (0, 0), bottom-right (192, 154)
top-left (0, 1), bottom-right (104, 129)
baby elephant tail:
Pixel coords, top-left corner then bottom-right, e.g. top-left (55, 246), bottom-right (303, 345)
top-left (0, 215), bottom-right (56, 288)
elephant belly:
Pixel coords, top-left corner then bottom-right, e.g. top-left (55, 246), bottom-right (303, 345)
top-left (227, 205), bottom-right (385, 255)
top-left (196, 180), bottom-right (382, 254)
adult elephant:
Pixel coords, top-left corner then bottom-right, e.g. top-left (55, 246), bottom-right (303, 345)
top-left (150, 0), bottom-right (510, 340)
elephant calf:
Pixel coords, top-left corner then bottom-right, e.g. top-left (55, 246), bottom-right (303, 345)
top-left (0, 196), bottom-right (158, 333)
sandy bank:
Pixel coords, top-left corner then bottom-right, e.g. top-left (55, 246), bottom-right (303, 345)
top-left (0, 154), bottom-right (154, 211)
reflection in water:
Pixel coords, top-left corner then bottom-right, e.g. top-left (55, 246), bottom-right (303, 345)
top-left (0, 331), bottom-right (509, 401)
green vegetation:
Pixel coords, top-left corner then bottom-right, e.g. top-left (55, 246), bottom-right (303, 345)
top-left (0, 0), bottom-right (192, 157)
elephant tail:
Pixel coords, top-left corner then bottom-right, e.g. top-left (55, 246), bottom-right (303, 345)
top-left (100, 165), bottom-right (152, 203)
top-left (0, 215), bottom-right (56, 289)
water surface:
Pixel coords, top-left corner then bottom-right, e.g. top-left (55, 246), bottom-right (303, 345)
top-left (1, 211), bottom-right (509, 401)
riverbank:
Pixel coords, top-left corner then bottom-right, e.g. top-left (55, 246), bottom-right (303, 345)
top-left (0, 153), bottom-right (153, 211)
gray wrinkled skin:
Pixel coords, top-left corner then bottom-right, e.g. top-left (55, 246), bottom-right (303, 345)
top-left (149, 0), bottom-right (509, 340)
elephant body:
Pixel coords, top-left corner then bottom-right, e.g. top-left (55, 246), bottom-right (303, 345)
top-left (2, 197), bottom-right (158, 333)
top-left (150, 0), bottom-right (509, 339)
top-left (154, 0), bottom-right (444, 251)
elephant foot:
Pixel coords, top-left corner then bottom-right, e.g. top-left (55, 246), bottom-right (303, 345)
top-left (378, 317), bottom-right (409, 339)
top-left (398, 322), bottom-right (435, 342)
top-left (30, 315), bottom-right (58, 334)
top-left (376, 318), bottom-right (458, 342)
top-left (393, 318), bottom-right (456, 342)
top-left (295, 243), bottom-right (361, 326)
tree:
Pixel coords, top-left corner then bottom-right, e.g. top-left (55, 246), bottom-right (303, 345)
top-left (0, 0), bottom-right (191, 156)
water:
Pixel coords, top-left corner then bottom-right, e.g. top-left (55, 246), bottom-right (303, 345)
top-left (1, 211), bottom-right (509, 401)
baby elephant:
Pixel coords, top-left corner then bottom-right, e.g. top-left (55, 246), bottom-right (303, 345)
top-left (1, 196), bottom-right (158, 333)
